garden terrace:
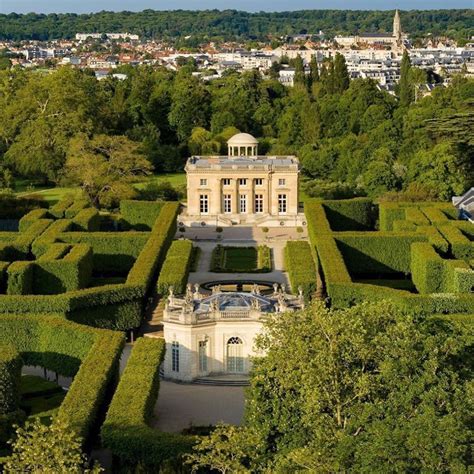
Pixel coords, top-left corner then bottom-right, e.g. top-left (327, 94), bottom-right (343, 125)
top-left (0, 198), bottom-right (179, 331)
top-left (210, 245), bottom-right (272, 273)
top-left (0, 314), bottom-right (124, 447)
top-left (305, 199), bottom-right (474, 317)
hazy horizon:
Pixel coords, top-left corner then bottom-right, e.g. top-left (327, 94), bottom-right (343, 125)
top-left (1, 0), bottom-right (472, 15)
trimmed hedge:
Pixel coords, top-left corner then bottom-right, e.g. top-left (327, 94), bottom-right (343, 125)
top-left (7, 261), bottom-right (34, 295)
top-left (335, 232), bottom-right (426, 275)
top-left (157, 240), bottom-right (193, 295)
top-left (323, 198), bottom-right (375, 231)
top-left (257, 245), bottom-right (272, 272)
top-left (120, 200), bottom-right (165, 230)
top-left (438, 225), bottom-right (474, 261)
top-left (0, 344), bottom-right (22, 415)
top-left (59, 232), bottom-right (150, 273)
top-left (72, 208), bottom-right (101, 232)
top-left (49, 198), bottom-right (74, 219)
top-left (34, 243), bottom-right (93, 294)
top-left (0, 314), bottom-right (124, 441)
top-left (101, 337), bottom-right (193, 467)
top-left (64, 200), bottom-right (89, 219)
top-left (32, 219), bottom-right (72, 257)
top-left (127, 202), bottom-right (179, 291)
top-left (285, 241), bottom-right (317, 300)
top-left (18, 209), bottom-right (50, 232)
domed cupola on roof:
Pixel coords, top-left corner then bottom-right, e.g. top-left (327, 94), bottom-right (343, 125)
top-left (227, 133), bottom-right (258, 158)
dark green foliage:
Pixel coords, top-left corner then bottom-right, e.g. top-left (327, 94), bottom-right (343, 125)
top-left (120, 200), bottom-right (165, 230)
top-left (438, 224), bottom-right (474, 260)
top-left (322, 198), bottom-right (375, 231)
top-left (285, 241), bottom-right (317, 300)
top-left (0, 314), bottom-right (124, 441)
top-left (257, 245), bottom-right (272, 273)
top-left (398, 50), bottom-right (413, 107)
top-left (157, 240), bottom-right (193, 295)
top-left (0, 344), bottom-right (22, 415)
top-left (0, 194), bottom-right (46, 220)
top-left (101, 337), bottom-right (193, 467)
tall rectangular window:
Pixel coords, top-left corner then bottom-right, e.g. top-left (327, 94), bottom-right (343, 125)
top-left (198, 340), bottom-right (208, 372)
top-left (239, 194), bottom-right (247, 213)
top-left (278, 194), bottom-right (287, 214)
top-left (199, 195), bottom-right (209, 214)
top-left (223, 194), bottom-right (231, 213)
top-left (223, 178), bottom-right (231, 186)
top-left (255, 178), bottom-right (263, 186)
top-left (172, 341), bottom-right (179, 372)
top-left (254, 194), bottom-right (263, 213)
top-left (239, 178), bottom-right (247, 186)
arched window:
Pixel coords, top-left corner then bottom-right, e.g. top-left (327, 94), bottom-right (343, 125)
top-left (226, 337), bottom-right (244, 373)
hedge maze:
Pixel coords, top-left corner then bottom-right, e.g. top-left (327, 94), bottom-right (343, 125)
top-left (305, 198), bottom-right (474, 316)
top-left (0, 197), bottom-right (193, 468)
top-left (0, 198), bottom-right (179, 331)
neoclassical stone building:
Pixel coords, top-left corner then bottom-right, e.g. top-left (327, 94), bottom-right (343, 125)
top-left (162, 284), bottom-right (304, 381)
top-left (181, 133), bottom-right (304, 227)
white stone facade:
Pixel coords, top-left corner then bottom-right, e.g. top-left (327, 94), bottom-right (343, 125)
top-left (181, 133), bottom-right (304, 227)
top-left (163, 286), bottom-right (304, 381)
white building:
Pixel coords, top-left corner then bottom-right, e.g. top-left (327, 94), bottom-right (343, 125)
top-left (163, 284), bottom-right (304, 381)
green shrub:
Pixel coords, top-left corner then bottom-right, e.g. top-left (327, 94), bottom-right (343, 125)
top-left (49, 198), bottom-right (74, 219)
top-left (411, 243), bottom-right (446, 294)
top-left (285, 241), bottom-right (317, 300)
top-left (19, 209), bottom-right (50, 232)
top-left (322, 198), bottom-right (375, 231)
top-left (335, 232), bottom-right (426, 275)
top-left (157, 240), bottom-right (193, 295)
top-left (0, 194), bottom-right (46, 219)
top-left (7, 261), bottom-right (34, 295)
top-left (438, 225), bottom-right (474, 261)
top-left (0, 344), bottom-right (22, 415)
top-left (404, 207), bottom-right (430, 227)
top-left (257, 245), bottom-right (272, 272)
top-left (35, 244), bottom-right (93, 294)
top-left (0, 314), bottom-right (124, 442)
top-left (422, 207), bottom-right (450, 224)
top-left (101, 337), bottom-right (193, 467)
top-left (32, 219), bottom-right (72, 257)
top-left (120, 200), bottom-right (165, 230)
top-left (72, 208), bottom-right (101, 232)
top-left (64, 200), bottom-right (89, 219)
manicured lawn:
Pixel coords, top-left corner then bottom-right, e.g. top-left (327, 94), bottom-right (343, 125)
top-left (17, 186), bottom-right (81, 205)
top-left (210, 245), bottom-right (272, 273)
top-left (133, 172), bottom-right (187, 190)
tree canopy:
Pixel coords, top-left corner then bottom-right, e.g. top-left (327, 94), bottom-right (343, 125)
top-left (187, 301), bottom-right (474, 472)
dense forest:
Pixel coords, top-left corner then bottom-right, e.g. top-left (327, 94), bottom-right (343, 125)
top-left (0, 9), bottom-right (473, 42)
top-left (0, 55), bottom-right (473, 205)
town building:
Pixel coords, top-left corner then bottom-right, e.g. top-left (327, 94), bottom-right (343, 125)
top-left (163, 284), bottom-right (304, 381)
top-left (181, 133), bottom-right (304, 227)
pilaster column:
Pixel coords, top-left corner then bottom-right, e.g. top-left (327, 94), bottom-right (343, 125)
top-left (232, 178), bottom-right (239, 215)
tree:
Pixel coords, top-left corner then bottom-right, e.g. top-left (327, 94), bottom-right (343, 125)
top-left (185, 424), bottom-right (264, 474)
top-left (333, 52), bottom-right (350, 93)
top-left (292, 55), bottom-right (306, 88)
top-left (399, 50), bottom-right (413, 107)
top-left (190, 302), bottom-right (473, 472)
top-left (4, 419), bottom-right (102, 473)
top-left (63, 134), bottom-right (153, 209)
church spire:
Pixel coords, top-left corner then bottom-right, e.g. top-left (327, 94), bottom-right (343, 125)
top-left (393, 9), bottom-right (402, 42)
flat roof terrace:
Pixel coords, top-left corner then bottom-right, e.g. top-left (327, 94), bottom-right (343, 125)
top-left (186, 155), bottom-right (299, 170)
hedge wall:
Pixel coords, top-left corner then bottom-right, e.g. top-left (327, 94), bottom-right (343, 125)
top-left (7, 261), bottom-right (34, 295)
top-left (285, 241), bottom-right (317, 301)
top-left (34, 244), bottom-right (93, 294)
top-left (120, 200), bottom-right (165, 230)
top-left (49, 198), bottom-right (75, 219)
top-left (157, 240), bottom-right (193, 295)
top-left (18, 208), bottom-right (50, 232)
top-left (0, 343), bottom-right (22, 415)
top-left (335, 232), bottom-right (426, 275)
top-left (101, 337), bottom-right (193, 467)
top-left (438, 225), bottom-right (474, 261)
top-left (0, 314), bottom-right (124, 441)
top-left (322, 198), bottom-right (375, 231)
top-left (72, 208), bottom-right (101, 232)
top-left (64, 200), bottom-right (89, 219)
top-left (59, 232), bottom-right (150, 274)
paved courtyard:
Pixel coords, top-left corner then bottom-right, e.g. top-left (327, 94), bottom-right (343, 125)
top-left (152, 381), bottom-right (245, 433)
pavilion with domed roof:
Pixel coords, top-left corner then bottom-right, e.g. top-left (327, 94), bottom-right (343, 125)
top-left (181, 132), bottom-right (304, 227)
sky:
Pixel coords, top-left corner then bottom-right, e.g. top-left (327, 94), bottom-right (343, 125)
top-left (1, 0), bottom-right (473, 14)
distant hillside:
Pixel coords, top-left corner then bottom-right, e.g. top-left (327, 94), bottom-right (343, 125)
top-left (0, 9), bottom-right (472, 42)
